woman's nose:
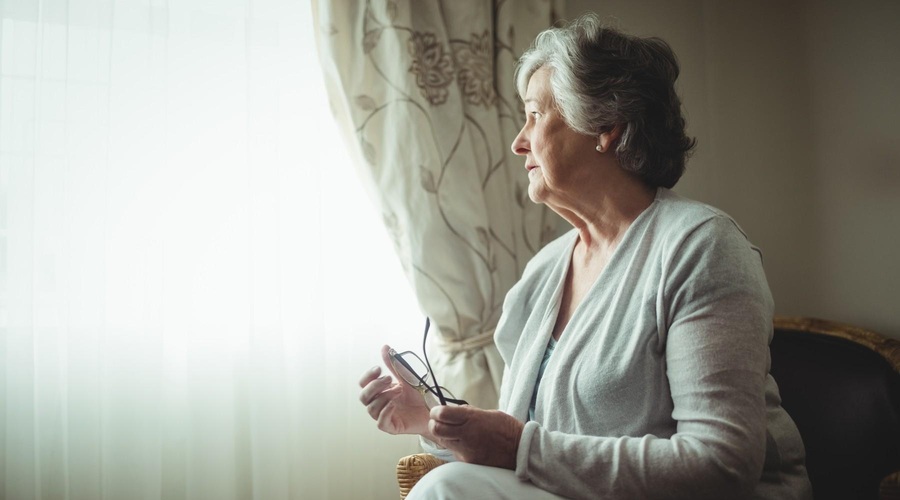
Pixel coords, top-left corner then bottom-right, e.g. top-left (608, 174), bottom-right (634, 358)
top-left (511, 127), bottom-right (529, 156)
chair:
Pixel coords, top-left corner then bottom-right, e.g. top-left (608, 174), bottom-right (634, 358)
top-left (395, 317), bottom-right (900, 500)
top-left (770, 316), bottom-right (900, 500)
top-left (397, 453), bottom-right (448, 499)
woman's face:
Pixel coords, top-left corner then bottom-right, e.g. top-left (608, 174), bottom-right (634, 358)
top-left (511, 67), bottom-right (598, 206)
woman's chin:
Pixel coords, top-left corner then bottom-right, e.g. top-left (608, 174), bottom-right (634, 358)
top-left (527, 182), bottom-right (546, 204)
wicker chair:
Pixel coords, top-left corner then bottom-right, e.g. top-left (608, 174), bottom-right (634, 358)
top-left (396, 453), bottom-right (448, 499)
top-left (396, 317), bottom-right (900, 500)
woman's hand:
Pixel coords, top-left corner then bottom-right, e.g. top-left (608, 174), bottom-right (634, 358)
top-left (358, 345), bottom-right (433, 438)
top-left (429, 405), bottom-right (524, 470)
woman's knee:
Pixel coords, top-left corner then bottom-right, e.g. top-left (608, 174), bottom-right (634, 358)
top-left (405, 462), bottom-right (498, 500)
top-left (405, 461), bottom-right (563, 500)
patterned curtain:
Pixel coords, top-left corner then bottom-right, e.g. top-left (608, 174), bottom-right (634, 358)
top-left (312, 0), bottom-right (563, 409)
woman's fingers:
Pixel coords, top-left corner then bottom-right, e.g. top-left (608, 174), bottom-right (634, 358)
top-left (367, 390), bottom-right (394, 420)
top-left (379, 345), bottom-right (421, 399)
top-left (357, 347), bottom-right (433, 436)
top-left (380, 344), bottom-right (408, 381)
top-left (429, 407), bottom-right (467, 440)
top-left (426, 408), bottom-right (523, 470)
top-left (358, 373), bottom-right (393, 406)
top-left (430, 405), bottom-right (469, 425)
top-left (358, 344), bottom-right (399, 393)
top-left (358, 365), bottom-right (381, 388)
top-left (363, 380), bottom-right (402, 421)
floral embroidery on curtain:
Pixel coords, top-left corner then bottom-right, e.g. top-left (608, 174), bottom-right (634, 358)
top-left (314, 0), bottom-right (564, 409)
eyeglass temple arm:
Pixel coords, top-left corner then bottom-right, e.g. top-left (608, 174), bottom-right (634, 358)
top-left (421, 318), bottom-right (447, 406)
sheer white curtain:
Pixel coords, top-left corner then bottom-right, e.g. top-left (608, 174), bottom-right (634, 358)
top-left (0, 1), bottom-right (420, 499)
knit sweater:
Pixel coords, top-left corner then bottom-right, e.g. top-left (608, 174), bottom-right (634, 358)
top-left (494, 188), bottom-right (812, 499)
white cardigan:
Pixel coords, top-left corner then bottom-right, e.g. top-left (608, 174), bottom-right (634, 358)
top-left (492, 188), bottom-right (811, 499)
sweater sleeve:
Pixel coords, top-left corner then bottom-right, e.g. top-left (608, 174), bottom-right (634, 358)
top-left (513, 216), bottom-right (773, 500)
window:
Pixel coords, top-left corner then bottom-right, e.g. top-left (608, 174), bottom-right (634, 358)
top-left (0, 2), bottom-right (420, 498)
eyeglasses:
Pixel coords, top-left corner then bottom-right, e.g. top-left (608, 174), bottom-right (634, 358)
top-left (389, 318), bottom-right (468, 406)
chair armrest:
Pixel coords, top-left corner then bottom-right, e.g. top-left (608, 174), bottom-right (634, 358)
top-left (397, 453), bottom-right (448, 499)
top-left (882, 471), bottom-right (900, 500)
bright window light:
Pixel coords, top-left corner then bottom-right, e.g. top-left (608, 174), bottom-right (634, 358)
top-left (0, 2), bottom-right (422, 499)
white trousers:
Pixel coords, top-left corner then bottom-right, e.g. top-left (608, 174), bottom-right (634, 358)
top-left (406, 462), bottom-right (568, 500)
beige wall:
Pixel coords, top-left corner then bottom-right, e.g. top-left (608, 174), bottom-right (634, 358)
top-left (565, 0), bottom-right (900, 338)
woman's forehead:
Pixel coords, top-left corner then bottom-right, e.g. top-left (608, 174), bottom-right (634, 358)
top-left (525, 67), bottom-right (554, 104)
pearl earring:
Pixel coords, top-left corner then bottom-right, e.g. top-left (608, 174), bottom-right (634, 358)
top-left (596, 145), bottom-right (604, 153)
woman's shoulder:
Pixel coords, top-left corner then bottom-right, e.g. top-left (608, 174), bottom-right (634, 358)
top-left (651, 189), bottom-right (768, 283)
top-left (652, 188), bottom-right (751, 242)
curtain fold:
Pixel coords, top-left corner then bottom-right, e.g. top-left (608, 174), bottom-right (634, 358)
top-left (313, 0), bottom-right (563, 410)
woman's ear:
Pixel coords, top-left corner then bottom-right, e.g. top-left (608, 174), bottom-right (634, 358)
top-left (597, 124), bottom-right (623, 153)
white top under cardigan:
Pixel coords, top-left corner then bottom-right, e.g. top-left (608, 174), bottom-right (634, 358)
top-left (426, 188), bottom-right (812, 499)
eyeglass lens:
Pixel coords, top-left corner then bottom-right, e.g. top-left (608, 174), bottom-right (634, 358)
top-left (390, 352), bottom-right (429, 388)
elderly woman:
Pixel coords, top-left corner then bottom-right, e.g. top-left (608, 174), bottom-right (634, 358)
top-left (358, 14), bottom-right (812, 500)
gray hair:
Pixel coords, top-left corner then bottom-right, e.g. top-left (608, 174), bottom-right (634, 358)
top-left (515, 14), bottom-right (696, 188)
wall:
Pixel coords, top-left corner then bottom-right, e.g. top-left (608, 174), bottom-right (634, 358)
top-left (566, 0), bottom-right (900, 338)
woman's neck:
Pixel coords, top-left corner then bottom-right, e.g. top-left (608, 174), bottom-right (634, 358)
top-left (557, 178), bottom-right (656, 254)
